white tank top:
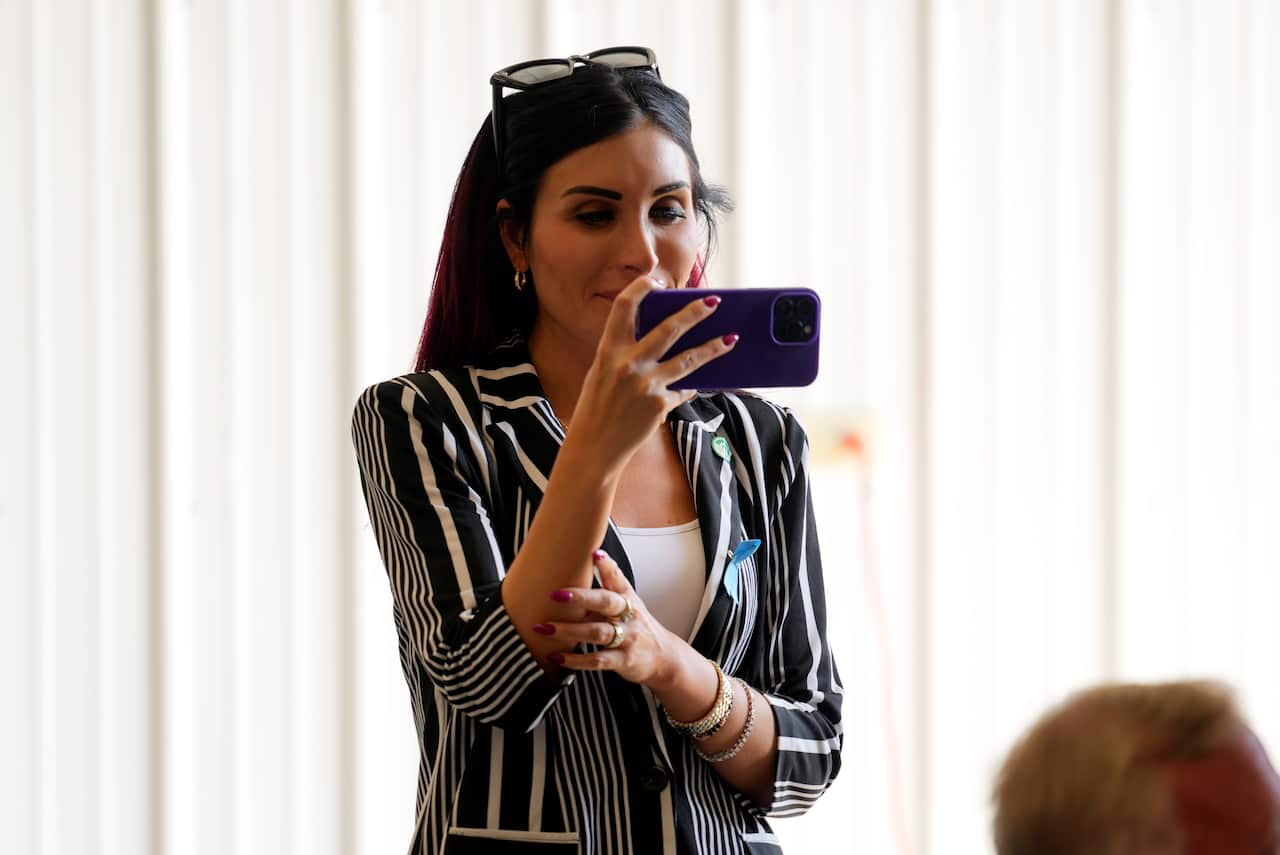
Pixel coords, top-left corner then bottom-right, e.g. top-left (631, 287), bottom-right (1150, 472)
top-left (615, 519), bottom-right (705, 642)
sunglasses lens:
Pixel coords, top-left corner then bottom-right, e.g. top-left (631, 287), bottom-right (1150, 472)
top-left (507, 62), bottom-right (572, 86)
top-left (587, 50), bottom-right (653, 69)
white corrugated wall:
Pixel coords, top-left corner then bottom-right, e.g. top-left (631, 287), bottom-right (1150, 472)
top-left (2, 2), bottom-right (1276, 853)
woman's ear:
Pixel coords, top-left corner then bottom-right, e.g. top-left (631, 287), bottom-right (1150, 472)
top-left (495, 200), bottom-right (527, 271)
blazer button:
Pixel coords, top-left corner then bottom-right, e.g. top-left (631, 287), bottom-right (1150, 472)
top-left (638, 765), bottom-right (669, 793)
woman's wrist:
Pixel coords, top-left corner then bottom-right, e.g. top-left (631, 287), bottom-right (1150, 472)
top-left (693, 679), bottom-right (756, 763)
top-left (649, 637), bottom-right (718, 715)
top-left (557, 425), bottom-right (628, 485)
top-left (665, 659), bottom-right (733, 738)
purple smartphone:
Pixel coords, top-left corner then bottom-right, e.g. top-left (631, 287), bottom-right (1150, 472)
top-left (634, 287), bottom-right (821, 390)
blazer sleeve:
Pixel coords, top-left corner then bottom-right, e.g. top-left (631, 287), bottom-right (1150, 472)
top-left (351, 378), bottom-right (571, 732)
top-left (758, 410), bottom-right (844, 817)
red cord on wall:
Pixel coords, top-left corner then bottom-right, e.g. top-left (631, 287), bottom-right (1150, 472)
top-left (844, 425), bottom-right (914, 855)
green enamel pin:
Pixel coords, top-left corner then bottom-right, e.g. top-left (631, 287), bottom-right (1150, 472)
top-left (712, 436), bottom-right (732, 463)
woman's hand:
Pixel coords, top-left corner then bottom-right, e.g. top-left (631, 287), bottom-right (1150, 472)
top-left (564, 275), bottom-right (737, 476)
top-left (535, 548), bottom-right (685, 689)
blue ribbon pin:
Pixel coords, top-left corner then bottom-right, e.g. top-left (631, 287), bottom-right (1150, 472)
top-left (722, 539), bottom-right (760, 605)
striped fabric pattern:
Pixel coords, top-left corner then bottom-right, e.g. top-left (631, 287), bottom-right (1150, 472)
top-left (351, 336), bottom-right (843, 855)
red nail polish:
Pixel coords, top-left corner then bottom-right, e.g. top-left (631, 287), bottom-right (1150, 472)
top-left (548, 653), bottom-right (565, 665)
top-left (533, 623), bottom-right (556, 636)
top-left (722, 333), bottom-right (739, 346)
top-left (703, 295), bottom-right (721, 307)
top-left (592, 549), bottom-right (607, 561)
top-left (550, 589), bottom-right (573, 603)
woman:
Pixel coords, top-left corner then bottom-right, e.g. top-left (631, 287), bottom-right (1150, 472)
top-left (352, 47), bottom-right (842, 855)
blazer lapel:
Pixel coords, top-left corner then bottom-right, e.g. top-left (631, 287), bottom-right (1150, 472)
top-left (666, 401), bottom-right (752, 652)
top-left (473, 338), bottom-right (640, 587)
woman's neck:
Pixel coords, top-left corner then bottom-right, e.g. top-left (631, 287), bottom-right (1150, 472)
top-left (527, 320), bottom-right (596, 426)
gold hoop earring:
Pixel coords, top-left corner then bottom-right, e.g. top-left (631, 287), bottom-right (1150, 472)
top-left (514, 269), bottom-right (527, 291)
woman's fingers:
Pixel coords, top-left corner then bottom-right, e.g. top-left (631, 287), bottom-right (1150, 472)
top-left (548, 585), bottom-right (630, 619)
top-left (544, 551), bottom-right (675, 683)
top-left (591, 548), bottom-right (632, 595)
top-left (538, 619), bottom-right (625, 647)
top-left (654, 332), bottom-right (738, 386)
top-left (580, 279), bottom-right (730, 456)
top-left (600, 275), bottom-right (724, 364)
top-left (600, 275), bottom-right (665, 348)
top-left (633, 292), bottom-right (723, 362)
top-left (551, 649), bottom-right (624, 672)
top-left (541, 551), bottom-right (634, 640)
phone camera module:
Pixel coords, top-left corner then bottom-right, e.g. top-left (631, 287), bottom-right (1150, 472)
top-left (772, 295), bottom-right (818, 344)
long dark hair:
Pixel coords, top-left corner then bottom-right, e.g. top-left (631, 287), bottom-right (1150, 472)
top-left (413, 66), bottom-right (733, 372)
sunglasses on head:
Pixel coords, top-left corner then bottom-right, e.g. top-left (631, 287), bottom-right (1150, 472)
top-left (489, 46), bottom-right (661, 174)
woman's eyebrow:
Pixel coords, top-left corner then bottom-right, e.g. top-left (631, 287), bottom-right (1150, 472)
top-left (561, 185), bottom-right (622, 200)
top-left (560, 181), bottom-right (691, 200)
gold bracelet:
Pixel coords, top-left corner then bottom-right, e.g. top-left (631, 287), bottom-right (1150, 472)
top-left (664, 660), bottom-right (733, 738)
top-left (694, 679), bottom-right (756, 764)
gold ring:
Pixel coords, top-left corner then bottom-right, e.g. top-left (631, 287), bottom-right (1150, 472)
top-left (605, 621), bottom-right (625, 649)
top-left (616, 598), bottom-right (635, 624)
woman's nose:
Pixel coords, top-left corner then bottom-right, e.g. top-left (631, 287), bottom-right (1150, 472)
top-left (616, 217), bottom-right (660, 276)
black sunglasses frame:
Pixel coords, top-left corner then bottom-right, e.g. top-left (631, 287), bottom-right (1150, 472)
top-left (489, 46), bottom-right (661, 177)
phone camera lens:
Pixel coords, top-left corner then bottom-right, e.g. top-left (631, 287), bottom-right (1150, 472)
top-left (772, 294), bottom-right (818, 343)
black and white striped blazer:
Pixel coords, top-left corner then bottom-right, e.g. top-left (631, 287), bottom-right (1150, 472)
top-left (351, 336), bottom-right (843, 855)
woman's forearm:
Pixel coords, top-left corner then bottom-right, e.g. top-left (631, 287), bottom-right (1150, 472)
top-left (651, 643), bottom-right (778, 810)
top-left (500, 435), bottom-right (622, 668)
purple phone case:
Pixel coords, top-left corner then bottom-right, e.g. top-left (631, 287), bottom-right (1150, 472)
top-left (634, 287), bottom-right (821, 390)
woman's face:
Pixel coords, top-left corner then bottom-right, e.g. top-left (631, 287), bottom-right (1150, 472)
top-left (503, 122), bottom-right (701, 357)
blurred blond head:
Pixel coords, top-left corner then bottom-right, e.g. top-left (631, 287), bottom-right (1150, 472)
top-left (992, 681), bottom-right (1239, 855)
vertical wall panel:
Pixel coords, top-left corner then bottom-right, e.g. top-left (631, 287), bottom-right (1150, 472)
top-left (156, 0), bottom-right (200, 851)
top-left (186, 0), bottom-right (235, 851)
top-left (287, 1), bottom-right (352, 853)
top-left (794, 0), bottom-right (865, 416)
top-left (927, 1), bottom-right (1003, 849)
top-left (989, 0), bottom-right (1059, 737)
top-left (860, 1), bottom-right (927, 851)
top-left (231, 3), bottom-right (294, 851)
top-left (1045, 0), bottom-right (1109, 699)
top-left (1242, 0), bottom-right (1280, 757)
top-left (93, 0), bottom-right (158, 852)
top-left (1181, 0), bottom-right (1248, 678)
top-left (1117, 0), bottom-right (1193, 680)
top-left (33, 1), bottom-right (102, 852)
top-left (0, 1), bottom-right (38, 853)
top-left (349, 4), bottom-right (420, 850)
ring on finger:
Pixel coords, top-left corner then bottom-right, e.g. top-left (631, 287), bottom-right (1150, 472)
top-left (615, 598), bottom-right (635, 624)
top-left (605, 621), bottom-right (625, 649)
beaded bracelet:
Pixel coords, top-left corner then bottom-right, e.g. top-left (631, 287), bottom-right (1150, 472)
top-left (694, 679), bottom-right (755, 764)
top-left (664, 659), bottom-right (733, 738)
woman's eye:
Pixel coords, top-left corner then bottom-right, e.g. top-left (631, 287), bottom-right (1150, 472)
top-left (575, 210), bottom-right (614, 226)
top-left (651, 205), bottom-right (687, 223)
